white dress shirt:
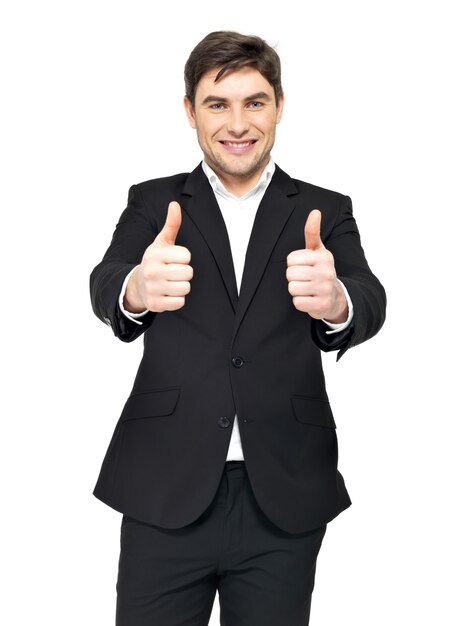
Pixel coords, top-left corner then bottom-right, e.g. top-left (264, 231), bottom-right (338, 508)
top-left (119, 159), bottom-right (353, 460)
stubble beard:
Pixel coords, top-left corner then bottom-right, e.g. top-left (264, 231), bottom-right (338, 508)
top-left (199, 130), bottom-right (275, 183)
top-left (206, 150), bottom-right (271, 184)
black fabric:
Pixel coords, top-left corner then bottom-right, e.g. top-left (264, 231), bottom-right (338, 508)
top-left (116, 461), bottom-right (327, 626)
top-left (90, 163), bottom-right (386, 533)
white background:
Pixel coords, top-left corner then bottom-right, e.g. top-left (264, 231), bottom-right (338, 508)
top-left (1, 1), bottom-right (471, 624)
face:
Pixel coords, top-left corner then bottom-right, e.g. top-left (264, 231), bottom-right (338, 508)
top-left (184, 66), bottom-right (284, 193)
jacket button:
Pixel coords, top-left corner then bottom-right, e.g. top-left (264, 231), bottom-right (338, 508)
top-left (231, 356), bottom-right (244, 368)
top-left (218, 416), bottom-right (230, 428)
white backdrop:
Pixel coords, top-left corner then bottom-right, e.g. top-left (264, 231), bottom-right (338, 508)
top-left (1, 1), bottom-right (470, 624)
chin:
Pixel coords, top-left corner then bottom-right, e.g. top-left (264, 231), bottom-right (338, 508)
top-left (219, 157), bottom-right (266, 178)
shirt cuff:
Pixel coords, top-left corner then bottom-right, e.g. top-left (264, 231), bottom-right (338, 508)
top-left (119, 267), bottom-right (149, 325)
top-left (321, 280), bottom-right (353, 334)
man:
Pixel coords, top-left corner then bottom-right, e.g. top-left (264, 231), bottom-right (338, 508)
top-left (90, 30), bottom-right (386, 626)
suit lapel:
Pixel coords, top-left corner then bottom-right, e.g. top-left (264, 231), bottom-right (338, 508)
top-left (181, 163), bottom-right (298, 341)
top-left (181, 165), bottom-right (239, 311)
top-left (232, 165), bottom-right (298, 342)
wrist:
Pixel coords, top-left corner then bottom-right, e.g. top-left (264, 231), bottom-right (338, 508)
top-left (123, 266), bottom-right (147, 313)
top-left (323, 281), bottom-right (349, 324)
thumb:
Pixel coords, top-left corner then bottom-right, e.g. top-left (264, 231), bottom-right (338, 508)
top-left (304, 209), bottom-right (324, 250)
top-left (154, 201), bottom-right (182, 246)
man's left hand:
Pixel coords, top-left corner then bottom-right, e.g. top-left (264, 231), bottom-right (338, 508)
top-left (286, 209), bottom-right (348, 324)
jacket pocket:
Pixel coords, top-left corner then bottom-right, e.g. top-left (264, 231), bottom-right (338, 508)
top-left (290, 395), bottom-right (337, 428)
top-left (119, 387), bottom-right (181, 422)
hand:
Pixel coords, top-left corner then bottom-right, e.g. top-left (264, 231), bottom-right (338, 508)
top-left (286, 209), bottom-right (348, 323)
top-left (124, 201), bottom-right (193, 313)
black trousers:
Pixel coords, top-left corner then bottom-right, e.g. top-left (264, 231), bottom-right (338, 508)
top-left (116, 461), bottom-right (327, 626)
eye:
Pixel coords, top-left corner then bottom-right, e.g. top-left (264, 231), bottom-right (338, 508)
top-left (247, 101), bottom-right (264, 109)
top-left (210, 103), bottom-right (225, 110)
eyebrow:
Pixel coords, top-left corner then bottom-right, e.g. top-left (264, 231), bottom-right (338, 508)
top-left (201, 92), bottom-right (273, 105)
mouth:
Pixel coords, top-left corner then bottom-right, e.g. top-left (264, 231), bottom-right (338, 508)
top-left (219, 140), bottom-right (257, 154)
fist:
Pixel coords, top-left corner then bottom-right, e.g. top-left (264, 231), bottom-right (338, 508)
top-left (125, 201), bottom-right (193, 313)
top-left (286, 209), bottom-right (348, 323)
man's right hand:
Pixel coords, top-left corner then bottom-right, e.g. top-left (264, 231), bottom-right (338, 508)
top-left (124, 201), bottom-right (193, 313)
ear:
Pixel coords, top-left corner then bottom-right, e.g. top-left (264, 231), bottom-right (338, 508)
top-left (275, 93), bottom-right (285, 124)
top-left (183, 96), bottom-right (197, 129)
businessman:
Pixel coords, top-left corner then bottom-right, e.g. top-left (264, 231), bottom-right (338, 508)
top-left (90, 30), bottom-right (386, 626)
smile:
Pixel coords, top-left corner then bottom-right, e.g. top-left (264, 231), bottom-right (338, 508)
top-left (219, 140), bottom-right (257, 154)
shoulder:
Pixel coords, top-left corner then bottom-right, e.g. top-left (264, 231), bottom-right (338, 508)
top-left (293, 178), bottom-right (346, 201)
top-left (273, 165), bottom-right (353, 236)
top-left (124, 166), bottom-right (204, 227)
top-left (274, 164), bottom-right (348, 205)
top-left (133, 172), bottom-right (190, 197)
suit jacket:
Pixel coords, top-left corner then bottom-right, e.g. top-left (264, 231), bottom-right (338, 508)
top-left (90, 162), bottom-right (386, 534)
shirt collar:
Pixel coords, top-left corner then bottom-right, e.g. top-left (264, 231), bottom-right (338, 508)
top-left (201, 157), bottom-right (275, 201)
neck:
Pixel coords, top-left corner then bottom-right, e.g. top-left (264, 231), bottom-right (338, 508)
top-left (205, 158), bottom-right (270, 197)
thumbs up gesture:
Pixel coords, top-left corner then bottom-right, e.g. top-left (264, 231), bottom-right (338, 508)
top-left (286, 209), bottom-right (348, 323)
top-left (124, 201), bottom-right (193, 313)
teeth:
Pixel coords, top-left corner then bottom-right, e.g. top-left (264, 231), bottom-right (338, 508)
top-left (226, 141), bottom-right (252, 148)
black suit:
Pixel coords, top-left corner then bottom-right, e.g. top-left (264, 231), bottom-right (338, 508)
top-left (90, 162), bottom-right (386, 535)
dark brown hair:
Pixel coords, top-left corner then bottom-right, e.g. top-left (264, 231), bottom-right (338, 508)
top-left (184, 31), bottom-right (283, 107)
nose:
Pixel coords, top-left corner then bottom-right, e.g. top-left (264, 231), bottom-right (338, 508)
top-left (226, 107), bottom-right (249, 137)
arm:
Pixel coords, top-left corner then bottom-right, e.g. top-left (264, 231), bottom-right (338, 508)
top-left (310, 195), bottom-right (386, 360)
top-left (91, 185), bottom-right (192, 342)
top-left (90, 184), bottom-right (158, 342)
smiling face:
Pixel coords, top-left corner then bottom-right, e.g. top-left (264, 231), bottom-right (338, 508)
top-left (184, 66), bottom-right (284, 195)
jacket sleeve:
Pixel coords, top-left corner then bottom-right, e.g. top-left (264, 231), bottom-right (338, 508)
top-left (90, 184), bottom-right (159, 342)
top-left (310, 194), bottom-right (387, 361)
